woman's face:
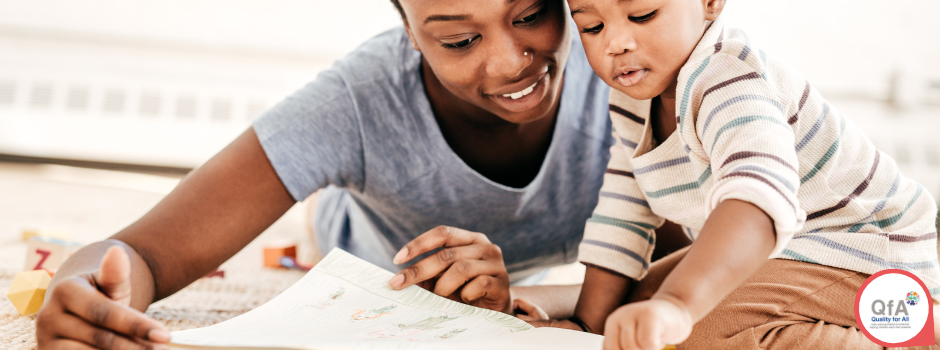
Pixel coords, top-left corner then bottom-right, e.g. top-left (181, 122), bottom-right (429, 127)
top-left (400, 0), bottom-right (571, 125)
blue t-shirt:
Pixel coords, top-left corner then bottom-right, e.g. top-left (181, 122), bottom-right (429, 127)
top-left (253, 27), bottom-right (612, 281)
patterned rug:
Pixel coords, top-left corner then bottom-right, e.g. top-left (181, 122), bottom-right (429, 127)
top-left (0, 163), bottom-right (316, 349)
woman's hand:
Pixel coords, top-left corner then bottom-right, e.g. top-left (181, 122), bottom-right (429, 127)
top-left (513, 298), bottom-right (585, 331)
top-left (513, 298), bottom-right (549, 321)
top-left (36, 246), bottom-right (171, 350)
top-left (602, 298), bottom-right (692, 350)
top-left (389, 226), bottom-right (511, 314)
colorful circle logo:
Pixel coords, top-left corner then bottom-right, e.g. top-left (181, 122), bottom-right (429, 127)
top-left (907, 291), bottom-right (920, 306)
top-left (855, 269), bottom-right (935, 346)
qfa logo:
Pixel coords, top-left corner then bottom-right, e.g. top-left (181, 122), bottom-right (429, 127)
top-left (855, 269), bottom-right (935, 346)
top-left (906, 291), bottom-right (921, 306)
top-left (870, 297), bottom-right (911, 322)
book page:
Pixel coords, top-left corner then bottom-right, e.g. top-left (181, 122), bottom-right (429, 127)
top-left (169, 248), bottom-right (541, 349)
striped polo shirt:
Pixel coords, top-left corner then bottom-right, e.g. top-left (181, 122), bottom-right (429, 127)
top-left (578, 15), bottom-right (940, 296)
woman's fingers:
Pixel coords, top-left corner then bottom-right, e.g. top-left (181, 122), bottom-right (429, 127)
top-left (47, 312), bottom-right (167, 350)
top-left (392, 226), bottom-right (490, 265)
top-left (513, 299), bottom-right (550, 320)
top-left (36, 277), bottom-right (170, 350)
top-left (57, 278), bottom-right (169, 342)
top-left (390, 243), bottom-right (501, 290)
top-left (388, 226), bottom-right (511, 313)
top-left (39, 338), bottom-right (99, 350)
top-left (92, 246), bottom-right (133, 305)
top-left (459, 275), bottom-right (510, 310)
top-left (432, 255), bottom-right (506, 297)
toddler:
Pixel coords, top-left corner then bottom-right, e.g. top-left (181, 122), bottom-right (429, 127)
top-left (554, 0), bottom-right (940, 348)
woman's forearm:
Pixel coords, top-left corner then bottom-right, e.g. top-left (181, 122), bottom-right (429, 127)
top-left (651, 199), bottom-right (777, 321)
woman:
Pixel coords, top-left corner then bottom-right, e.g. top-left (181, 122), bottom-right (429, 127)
top-left (35, 0), bottom-right (614, 348)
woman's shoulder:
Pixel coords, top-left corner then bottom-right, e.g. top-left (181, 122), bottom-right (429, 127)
top-left (330, 26), bottom-right (420, 89)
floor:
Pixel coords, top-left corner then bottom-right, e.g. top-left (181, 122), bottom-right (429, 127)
top-left (0, 161), bottom-right (585, 349)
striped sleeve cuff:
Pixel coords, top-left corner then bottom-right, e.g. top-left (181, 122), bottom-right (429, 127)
top-left (578, 219), bottom-right (656, 280)
top-left (708, 179), bottom-right (807, 258)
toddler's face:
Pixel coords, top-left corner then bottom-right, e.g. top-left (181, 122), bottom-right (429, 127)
top-left (569, 0), bottom-right (722, 100)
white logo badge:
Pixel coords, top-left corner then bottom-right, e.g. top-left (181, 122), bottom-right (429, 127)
top-left (855, 269), bottom-right (935, 346)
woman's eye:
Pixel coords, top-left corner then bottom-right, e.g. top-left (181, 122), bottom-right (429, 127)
top-left (515, 4), bottom-right (547, 25)
top-left (442, 35), bottom-right (480, 50)
top-left (628, 10), bottom-right (657, 23)
top-left (520, 11), bottom-right (540, 23)
top-left (582, 23), bottom-right (604, 34)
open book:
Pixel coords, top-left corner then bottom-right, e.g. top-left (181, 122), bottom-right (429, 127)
top-left (169, 248), bottom-right (604, 350)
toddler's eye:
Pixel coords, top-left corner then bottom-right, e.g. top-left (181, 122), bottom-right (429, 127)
top-left (582, 23), bottom-right (604, 34)
top-left (628, 10), bottom-right (657, 23)
top-left (442, 35), bottom-right (480, 50)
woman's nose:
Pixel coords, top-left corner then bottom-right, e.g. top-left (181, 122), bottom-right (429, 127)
top-left (485, 36), bottom-right (532, 79)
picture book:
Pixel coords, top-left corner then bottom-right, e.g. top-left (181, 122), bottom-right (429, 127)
top-left (169, 248), bottom-right (604, 350)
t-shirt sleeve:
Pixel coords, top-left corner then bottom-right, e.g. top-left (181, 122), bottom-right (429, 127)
top-left (680, 50), bottom-right (807, 257)
top-left (578, 91), bottom-right (665, 281)
top-left (252, 68), bottom-right (365, 202)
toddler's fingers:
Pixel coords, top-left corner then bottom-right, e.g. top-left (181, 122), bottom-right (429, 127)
top-left (634, 316), bottom-right (664, 350)
top-left (603, 316), bottom-right (622, 350)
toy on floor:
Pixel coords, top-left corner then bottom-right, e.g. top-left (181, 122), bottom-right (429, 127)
top-left (263, 241), bottom-right (298, 268)
top-left (279, 256), bottom-right (312, 272)
top-left (6, 270), bottom-right (52, 316)
top-left (24, 236), bottom-right (83, 272)
top-left (203, 268), bottom-right (225, 278)
top-left (20, 228), bottom-right (71, 242)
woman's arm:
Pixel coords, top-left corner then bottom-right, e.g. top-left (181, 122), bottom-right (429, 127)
top-left (37, 128), bottom-right (296, 349)
top-left (113, 128), bottom-right (296, 300)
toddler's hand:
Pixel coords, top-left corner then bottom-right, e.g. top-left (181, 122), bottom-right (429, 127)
top-left (603, 298), bottom-right (693, 350)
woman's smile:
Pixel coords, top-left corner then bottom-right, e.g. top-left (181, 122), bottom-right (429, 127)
top-left (486, 72), bottom-right (551, 114)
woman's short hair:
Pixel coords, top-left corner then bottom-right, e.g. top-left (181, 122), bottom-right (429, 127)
top-left (389, 0), bottom-right (405, 20)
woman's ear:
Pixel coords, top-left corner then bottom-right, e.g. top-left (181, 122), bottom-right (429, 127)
top-left (403, 23), bottom-right (421, 52)
top-left (703, 0), bottom-right (726, 21)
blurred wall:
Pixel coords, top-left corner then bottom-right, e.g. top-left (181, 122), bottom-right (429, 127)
top-left (0, 0), bottom-right (937, 178)
top-left (0, 0), bottom-right (401, 167)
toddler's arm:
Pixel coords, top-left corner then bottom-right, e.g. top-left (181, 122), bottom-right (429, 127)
top-left (603, 198), bottom-right (775, 350)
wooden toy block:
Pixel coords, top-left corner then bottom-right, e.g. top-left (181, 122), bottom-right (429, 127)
top-left (24, 236), bottom-right (83, 272)
top-left (203, 268), bottom-right (225, 278)
top-left (21, 228), bottom-right (71, 242)
top-left (6, 270), bottom-right (52, 316)
top-left (263, 242), bottom-right (297, 268)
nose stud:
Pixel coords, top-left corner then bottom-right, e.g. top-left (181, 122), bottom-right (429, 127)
top-left (524, 51), bottom-right (528, 56)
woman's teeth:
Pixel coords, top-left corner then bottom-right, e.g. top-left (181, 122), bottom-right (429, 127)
top-left (502, 81), bottom-right (538, 100)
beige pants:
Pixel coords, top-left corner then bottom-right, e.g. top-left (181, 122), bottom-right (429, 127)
top-left (635, 248), bottom-right (938, 350)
